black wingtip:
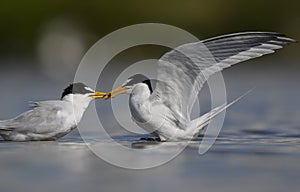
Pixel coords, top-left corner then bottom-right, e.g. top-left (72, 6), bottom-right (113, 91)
top-left (276, 35), bottom-right (297, 44)
top-left (203, 31), bottom-right (297, 44)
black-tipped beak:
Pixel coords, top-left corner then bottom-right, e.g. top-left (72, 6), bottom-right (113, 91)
top-left (89, 92), bottom-right (110, 99)
top-left (107, 86), bottom-right (128, 98)
top-left (91, 86), bottom-right (127, 99)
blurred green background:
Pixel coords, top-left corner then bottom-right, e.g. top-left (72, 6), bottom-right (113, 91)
top-left (0, 0), bottom-right (299, 58)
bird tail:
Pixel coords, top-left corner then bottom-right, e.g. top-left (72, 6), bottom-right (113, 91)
top-left (0, 120), bottom-right (14, 131)
top-left (187, 88), bottom-right (254, 137)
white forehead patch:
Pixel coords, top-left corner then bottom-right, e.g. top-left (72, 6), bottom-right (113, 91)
top-left (84, 86), bottom-right (95, 92)
top-left (122, 78), bottom-right (132, 86)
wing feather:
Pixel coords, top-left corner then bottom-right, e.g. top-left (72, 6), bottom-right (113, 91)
top-left (0, 101), bottom-right (63, 134)
top-left (150, 32), bottom-right (295, 126)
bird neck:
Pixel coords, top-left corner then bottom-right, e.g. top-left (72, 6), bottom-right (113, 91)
top-left (129, 83), bottom-right (152, 123)
top-left (130, 83), bottom-right (151, 102)
top-left (62, 94), bottom-right (92, 122)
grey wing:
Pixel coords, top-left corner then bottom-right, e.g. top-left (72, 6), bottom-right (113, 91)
top-left (1, 102), bottom-right (63, 134)
top-left (150, 32), bottom-right (295, 124)
top-left (29, 100), bottom-right (63, 108)
top-left (150, 40), bottom-right (216, 125)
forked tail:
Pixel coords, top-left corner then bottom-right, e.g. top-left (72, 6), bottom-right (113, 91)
top-left (187, 88), bottom-right (254, 137)
top-left (0, 120), bottom-right (14, 132)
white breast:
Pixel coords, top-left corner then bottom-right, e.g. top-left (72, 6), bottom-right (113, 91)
top-left (129, 83), bottom-right (152, 123)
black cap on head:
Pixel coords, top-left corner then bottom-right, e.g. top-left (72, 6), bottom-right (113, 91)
top-left (123, 74), bottom-right (153, 93)
top-left (61, 82), bottom-right (94, 99)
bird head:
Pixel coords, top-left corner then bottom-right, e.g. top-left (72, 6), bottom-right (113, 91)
top-left (61, 82), bottom-right (107, 102)
top-left (104, 74), bottom-right (153, 99)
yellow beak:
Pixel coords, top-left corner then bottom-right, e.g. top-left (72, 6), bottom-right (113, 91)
top-left (109, 86), bottom-right (128, 98)
top-left (90, 86), bottom-right (127, 99)
top-left (89, 92), bottom-right (110, 99)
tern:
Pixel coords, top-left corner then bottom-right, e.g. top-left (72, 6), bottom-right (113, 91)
top-left (102, 32), bottom-right (295, 141)
top-left (0, 82), bottom-right (106, 141)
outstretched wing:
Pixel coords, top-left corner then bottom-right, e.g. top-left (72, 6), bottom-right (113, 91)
top-left (150, 32), bottom-right (295, 125)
